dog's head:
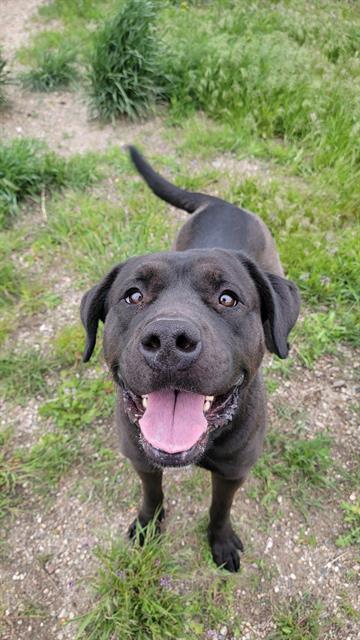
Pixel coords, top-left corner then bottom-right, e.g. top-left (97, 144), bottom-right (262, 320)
top-left (81, 249), bottom-right (300, 467)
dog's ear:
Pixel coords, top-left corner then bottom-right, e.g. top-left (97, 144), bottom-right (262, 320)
top-left (242, 256), bottom-right (301, 358)
top-left (80, 265), bottom-right (121, 362)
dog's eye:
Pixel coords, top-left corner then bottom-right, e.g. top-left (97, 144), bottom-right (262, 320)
top-left (125, 288), bottom-right (143, 305)
top-left (219, 291), bottom-right (238, 307)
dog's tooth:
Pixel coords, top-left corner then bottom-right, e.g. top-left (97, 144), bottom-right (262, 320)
top-left (203, 400), bottom-right (211, 413)
top-left (205, 395), bottom-right (214, 403)
top-left (142, 395), bottom-right (148, 408)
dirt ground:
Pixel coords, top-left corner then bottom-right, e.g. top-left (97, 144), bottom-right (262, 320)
top-left (0, 2), bottom-right (359, 639)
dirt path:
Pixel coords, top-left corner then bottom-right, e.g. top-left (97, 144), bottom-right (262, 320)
top-left (0, 0), bottom-right (47, 60)
top-left (1, 84), bottom-right (172, 155)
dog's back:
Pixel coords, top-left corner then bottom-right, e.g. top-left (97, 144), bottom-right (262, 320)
top-left (128, 146), bottom-right (283, 276)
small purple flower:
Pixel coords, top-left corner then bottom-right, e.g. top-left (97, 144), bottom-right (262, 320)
top-left (159, 575), bottom-right (172, 589)
top-left (67, 580), bottom-right (75, 589)
top-left (116, 570), bottom-right (125, 580)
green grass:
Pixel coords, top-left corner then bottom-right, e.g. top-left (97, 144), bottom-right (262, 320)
top-left (74, 519), bottom-right (240, 639)
top-left (0, 350), bottom-right (50, 403)
top-left (0, 48), bottom-right (10, 108)
top-left (21, 431), bottom-right (81, 486)
top-left (74, 522), bottom-right (186, 639)
top-left (21, 46), bottom-right (78, 92)
top-left (0, 428), bottom-right (20, 522)
top-left (34, 169), bottom-right (174, 281)
top-left (294, 311), bottom-right (357, 368)
top-left (53, 323), bottom-right (89, 367)
top-left (336, 500), bottom-right (360, 547)
top-left (39, 375), bottom-right (114, 431)
top-left (0, 139), bottom-right (98, 228)
top-left (251, 423), bottom-right (333, 509)
top-left (38, 0), bottom-right (112, 23)
top-left (0, 370), bottom-right (116, 521)
top-left (87, 0), bottom-right (166, 120)
top-left (269, 595), bottom-right (323, 640)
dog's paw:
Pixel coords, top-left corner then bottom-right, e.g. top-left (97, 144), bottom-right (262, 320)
top-left (127, 508), bottom-right (165, 546)
top-left (208, 528), bottom-right (244, 573)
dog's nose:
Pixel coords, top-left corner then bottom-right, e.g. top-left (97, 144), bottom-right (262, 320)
top-left (139, 319), bottom-right (202, 371)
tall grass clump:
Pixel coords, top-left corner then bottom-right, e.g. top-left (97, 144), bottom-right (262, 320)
top-left (21, 46), bottom-right (78, 91)
top-left (88, 0), bottom-right (165, 120)
top-left (0, 139), bottom-right (98, 228)
top-left (74, 524), bottom-right (185, 639)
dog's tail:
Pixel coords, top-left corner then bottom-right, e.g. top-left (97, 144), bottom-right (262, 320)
top-left (128, 145), bottom-right (212, 214)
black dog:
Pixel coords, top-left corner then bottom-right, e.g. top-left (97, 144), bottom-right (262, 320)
top-left (80, 147), bottom-right (300, 572)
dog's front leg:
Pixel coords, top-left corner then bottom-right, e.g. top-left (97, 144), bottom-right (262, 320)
top-left (128, 467), bottom-right (164, 545)
top-left (208, 473), bottom-right (245, 572)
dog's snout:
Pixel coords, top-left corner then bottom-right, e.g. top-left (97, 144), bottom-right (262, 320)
top-left (139, 319), bottom-right (202, 371)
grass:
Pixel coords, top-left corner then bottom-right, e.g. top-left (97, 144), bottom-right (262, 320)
top-left (294, 311), bottom-right (357, 368)
top-left (0, 428), bottom-right (20, 522)
top-left (87, 0), bottom-right (166, 120)
top-left (0, 48), bottom-right (10, 108)
top-left (74, 522), bottom-right (186, 639)
top-left (0, 350), bottom-right (50, 403)
top-left (336, 500), bottom-right (360, 547)
top-left (21, 46), bottom-right (78, 92)
top-left (53, 323), bottom-right (89, 367)
top-left (251, 422), bottom-right (333, 509)
top-left (37, 0), bottom-right (112, 23)
top-left (39, 375), bottom-right (114, 431)
top-left (34, 168), bottom-right (174, 281)
top-left (74, 519), bottom-right (240, 639)
top-left (0, 139), bottom-right (98, 228)
top-left (269, 595), bottom-right (323, 639)
top-left (0, 369), bottom-right (115, 522)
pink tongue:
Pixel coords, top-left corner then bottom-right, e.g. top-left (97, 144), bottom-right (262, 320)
top-left (139, 390), bottom-right (207, 454)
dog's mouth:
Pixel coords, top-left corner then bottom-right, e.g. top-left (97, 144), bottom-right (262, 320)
top-left (120, 376), bottom-right (244, 466)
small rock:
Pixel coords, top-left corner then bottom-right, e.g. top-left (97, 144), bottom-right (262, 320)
top-left (333, 379), bottom-right (346, 389)
top-left (45, 562), bottom-right (56, 575)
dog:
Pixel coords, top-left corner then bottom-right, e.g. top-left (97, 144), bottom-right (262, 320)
top-left (80, 146), bottom-right (300, 572)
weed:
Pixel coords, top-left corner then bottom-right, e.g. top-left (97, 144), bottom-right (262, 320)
top-left (39, 374), bottom-right (114, 431)
top-left (269, 595), bottom-right (323, 639)
top-left (21, 47), bottom-right (78, 92)
top-left (336, 500), bottom-right (360, 547)
top-left (88, 0), bottom-right (166, 120)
